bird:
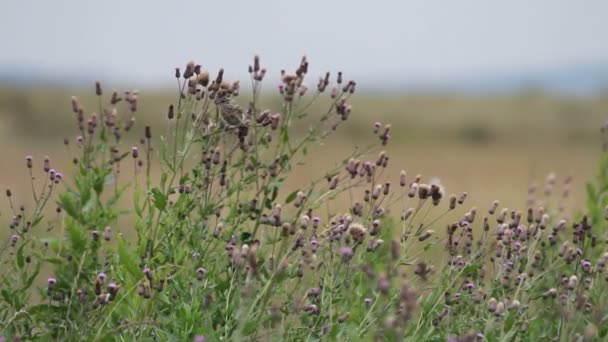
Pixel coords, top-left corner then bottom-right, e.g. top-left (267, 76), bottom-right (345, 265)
top-left (214, 96), bottom-right (244, 127)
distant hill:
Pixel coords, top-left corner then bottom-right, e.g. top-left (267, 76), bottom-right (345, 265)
top-left (1, 63), bottom-right (608, 96)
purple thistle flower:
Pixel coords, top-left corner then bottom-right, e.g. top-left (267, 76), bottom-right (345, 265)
top-left (312, 216), bottom-right (321, 229)
top-left (196, 267), bottom-right (207, 280)
top-left (47, 277), bottom-right (57, 288)
top-left (340, 246), bottom-right (353, 262)
top-left (103, 227), bottom-right (111, 241)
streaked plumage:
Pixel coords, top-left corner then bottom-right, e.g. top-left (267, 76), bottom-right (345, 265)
top-left (215, 96), bottom-right (244, 127)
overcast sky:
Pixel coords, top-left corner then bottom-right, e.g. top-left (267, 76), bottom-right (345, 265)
top-left (2, 0), bottom-right (607, 86)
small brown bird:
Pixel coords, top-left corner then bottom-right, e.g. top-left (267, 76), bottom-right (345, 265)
top-left (215, 96), bottom-right (244, 127)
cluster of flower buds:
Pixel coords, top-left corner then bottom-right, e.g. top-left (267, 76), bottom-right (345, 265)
top-left (278, 56), bottom-right (309, 102)
top-left (248, 55), bottom-right (267, 82)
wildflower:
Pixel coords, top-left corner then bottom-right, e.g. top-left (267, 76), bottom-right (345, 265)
top-left (43, 156), bottom-right (51, 172)
top-left (581, 260), bottom-right (591, 272)
top-left (399, 170), bottom-right (407, 187)
top-left (10, 235), bottom-right (18, 247)
top-left (103, 227), bottom-right (111, 241)
top-left (489, 200), bottom-right (499, 215)
top-left (509, 299), bottom-right (521, 310)
top-left (367, 238), bottom-right (384, 252)
top-left (312, 216), bottom-right (321, 229)
top-left (108, 283), bottom-right (119, 301)
top-left (196, 267), bottom-right (207, 280)
top-left (449, 194), bottom-right (457, 210)
top-left (377, 273), bottom-right (390, 295)
top-left (340, 246), bottom-right (353, 262)
top-left (418, 230), bottom-right (433, 242)
top-left (543, 288), bottom-right (558, 299)
top-left (488, 297), bottom-right (497, 313)
top-left (304, 304), bottom-right (319, 315)
top-left (143, 268), bottom-right (152, 281)
top-left (349, 223), bottom-right (367, 242)
top-left (457, 192), bottom-right (468, 205)
top-left (567, 275), bottom-right (578, 290)
top-left (47, 277), bottom-right (57, 291)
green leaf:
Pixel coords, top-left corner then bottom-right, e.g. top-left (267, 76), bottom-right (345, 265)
top-left (21, 262), bottom-right (41, 291)
top-left (66, 219), bottom-right (87, 253)
top-left (133, 189), bottom-right (143, 217)
top-left (16, 242), bottom-right (26, 269)
top-left (58, 193), bottom-right (79, 219)
top-left (285, 190), bottom-right (299, 204)
top-left (117, 237), bottom-right (141, 279)
top-left (151, 188), bottom-right (167, 211)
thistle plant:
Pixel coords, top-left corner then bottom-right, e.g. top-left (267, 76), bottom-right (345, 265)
top-left (0, 55), bottom-right (607, 341)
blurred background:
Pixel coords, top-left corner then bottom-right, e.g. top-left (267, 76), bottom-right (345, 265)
top-left (1, 0), bottom-right (608, 224)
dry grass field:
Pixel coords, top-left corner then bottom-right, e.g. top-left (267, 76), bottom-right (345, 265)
top-left (1, 86), bottom-right (606, 227)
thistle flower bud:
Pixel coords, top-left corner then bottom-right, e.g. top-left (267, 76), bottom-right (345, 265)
top-left (489, 200), bottom-right (499, 215)
top-left (377, 273), bottom-right (390, 295)
top-left (543, 288), bottom-right (558, 299)
top-left (430, 184), bottom-right (443, 205)
top-left (340, 246), bottom-right (353, 262)
top-left (143, 267), bottom-right (152, 281)
top-left (95, 81), bottom-right (102, 96)
top-left (367, 238), bottom-right (384, 252)
top-left (329, 176), bottom-right (339, 190)
top-left (43, 156), bottom-right (51, 173)
top-left (408, 183), bottom-right (418, 198)
top-left (418, 184), bottom-right (430, 200)
top-left (196, 267), bottom-right (207, 280)
top-left (495, 301), bottom-right (505, 316)
top-left (449, 194), bottom-right (457, 210)
top-left (108, 283), bottom-right (119, 301)
top-left (349, 223), bottom-right (367, 242)
top-left (103, 226), bottom-right (112, 241)
top-left (568, 275), bottom-right (578, 290)
top-left (487, 298), bottom-right (497, 313)
top-left (457, 192), bottom-right (468, 205)
top-left (509, 299), bottom-right (521, 310)
top-left (167, 104), bottom-right (174, 120)
top-left (312, 216), bottom-right (321, 229)
top-left (131, 146), bottom-right (139, 159)
top-left (418, 230), bottom-right (433, 242)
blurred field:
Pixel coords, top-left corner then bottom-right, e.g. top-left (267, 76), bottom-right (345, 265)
top-left (1, 86), bottom-right (607, 237)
